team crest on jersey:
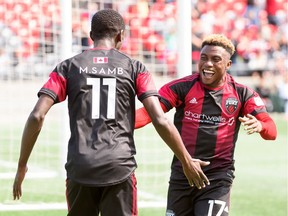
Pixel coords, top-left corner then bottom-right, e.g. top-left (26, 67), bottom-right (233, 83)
top-left (225, 98), bottom-right (238, 114)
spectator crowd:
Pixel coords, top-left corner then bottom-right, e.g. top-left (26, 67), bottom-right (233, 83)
top-left (0, 0), bottom-right (287, 116)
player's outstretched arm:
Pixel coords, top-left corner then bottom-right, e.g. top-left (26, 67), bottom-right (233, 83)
top-left (13, 95), bottom-right (54, 200)
top-left (142, 96), bottom-right (210, 189)
top-left (239, 113), bottom-right (277, 140)
top-left (135, 102), bottom-right (167, 129)
top-left (135, 106), bottom-right (151, 129)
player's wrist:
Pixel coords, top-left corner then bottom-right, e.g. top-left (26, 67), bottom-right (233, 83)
top-left (257, 121), bottom-right (263, 133)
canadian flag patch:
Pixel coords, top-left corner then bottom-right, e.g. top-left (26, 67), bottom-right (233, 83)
top-left (93, 57), bottom-right (108, 64)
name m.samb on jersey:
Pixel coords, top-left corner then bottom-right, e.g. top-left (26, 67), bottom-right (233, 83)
top-left (79, 66), bottom-right (124, 75)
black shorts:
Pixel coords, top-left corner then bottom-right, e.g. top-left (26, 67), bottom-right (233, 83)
top-left (66, 172), bottom-right (137, 216)
top-left (166, 179), bottom-right (232, 216)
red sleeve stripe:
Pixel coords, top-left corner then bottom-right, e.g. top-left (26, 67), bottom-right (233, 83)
top-left (136, 71), bottom-right (157, 100)
top-left (255, 112), bottom-right (277, 140)
top-left (39, 72), bottom-right (67, 103)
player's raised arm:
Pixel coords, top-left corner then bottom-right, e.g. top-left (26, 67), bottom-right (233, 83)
top-left (141, 96), bottom-right (210, 189)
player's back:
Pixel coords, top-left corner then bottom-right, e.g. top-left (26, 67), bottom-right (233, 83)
top-left (62, 48), bottom-right (139, 186)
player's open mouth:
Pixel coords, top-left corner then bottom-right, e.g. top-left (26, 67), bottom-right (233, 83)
top-left (202, 69), bottom-right (214, 78)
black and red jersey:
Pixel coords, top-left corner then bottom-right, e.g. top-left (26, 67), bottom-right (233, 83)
top-left (38, 48), bottom-right (158, 186)
top-left (158, 73), bottom-right (267, 182)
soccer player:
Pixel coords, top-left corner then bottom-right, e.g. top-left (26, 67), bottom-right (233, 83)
top-left (12, 9), bottom-right (210, 216)
top-left (135, 34), bottom-right (277, 216)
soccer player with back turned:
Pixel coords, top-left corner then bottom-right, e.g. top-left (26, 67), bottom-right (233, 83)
top-left (136, 34), bottom-right (277, 216)
top-left (12, 9), bottom-right (210, 216)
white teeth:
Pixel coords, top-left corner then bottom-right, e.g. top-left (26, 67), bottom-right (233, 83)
top-left (203, 69), bottom-right (214, 78)
top-left (203, 69), bottom-right (214, 73)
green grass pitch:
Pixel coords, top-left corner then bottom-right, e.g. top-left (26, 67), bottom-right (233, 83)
top-left (0, 114), bottom-right (287, 216)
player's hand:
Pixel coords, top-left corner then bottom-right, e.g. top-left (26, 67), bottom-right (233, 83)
top-left (182, 158), bottom-right (210, 190)
top-left (13, 166), bottom-right (28, 200)
top-left (239, 114), bottom-right (262, 135)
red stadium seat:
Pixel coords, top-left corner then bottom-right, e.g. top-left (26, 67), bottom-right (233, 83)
top-left (0, 1), bottom-right (60, 57)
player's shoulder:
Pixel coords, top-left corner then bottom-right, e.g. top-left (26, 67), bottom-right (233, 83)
top-left (112, 48), bottom-right (133, 60)
top-left (227, 74), bottom-right (251, 90)
top-left (226, 74), bottom-right (258, 100)
top-left (58, 51), bottom-right (87, 68)
top-left (110, 49), bottom-right (147, 68)
top-left (168, 73), bottom-right (199, 86)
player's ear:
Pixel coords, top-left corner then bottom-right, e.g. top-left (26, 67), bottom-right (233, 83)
top-left (90, 31), bottom-right (94, 41)
top-left (226, 60), bottom-right (232, 70)
top-left (115, 30), bottom-right (124, 49)
top-left (115, 30), bottom-right (124, 43)
top-left (120, 29), bottom-right (125, 42)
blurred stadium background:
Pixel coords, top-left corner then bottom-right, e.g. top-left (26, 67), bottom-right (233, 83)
top-left (0, 0), bottom-right (287, 215)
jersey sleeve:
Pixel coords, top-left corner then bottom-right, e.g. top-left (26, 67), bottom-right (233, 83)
top-left (242, 90), bottom-right (267, 116)
top-left (241, 89), bottom-right (277, 140)
top-left (38, 63), bottom-right (67, 103)
top-left (158, 80), bottom-right (182, 111)
top-left (134, 60), bottom-right (158, 101)
top-left (255, 112), bottom-right (277, 140)
top-left (135, 102), bottom-right (167, 129)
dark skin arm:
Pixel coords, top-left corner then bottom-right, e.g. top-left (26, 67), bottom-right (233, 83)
top-left (13, 95), bottom-right (54, 200)
top-left (142, 96), bottom-right (210, 189)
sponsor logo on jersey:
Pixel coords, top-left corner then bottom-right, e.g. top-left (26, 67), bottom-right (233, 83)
top-left (93, 57), bottom-right (108, 64)
top-left (228, 117), bottom-right (235, 126)
top-left (225, 97), bottom-right (238, 114)
top-left (189, 97), bottom-right (198, 104)
top-left (184, 111), bottom-right (235, 126)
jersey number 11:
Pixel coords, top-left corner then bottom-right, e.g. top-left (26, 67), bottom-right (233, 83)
top-left (87, 77), bottom-right (116, 119)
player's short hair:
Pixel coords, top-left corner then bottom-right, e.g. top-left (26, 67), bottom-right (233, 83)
top-left (91, 9), bottom-right (125, 40)
top-left (201, 34), bottom-right (235, 56)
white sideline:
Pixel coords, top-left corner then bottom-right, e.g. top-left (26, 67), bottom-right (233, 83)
top-left (0, 172), bottom-right (58, 179)
top-left (0, 160), bottom-right (58, 179)
top-left (0, 201), bottom-right (166, 211)
top-left (1, 190), bottom-right (166, 211)
top-left (0, 203), bottom-right (67, 211)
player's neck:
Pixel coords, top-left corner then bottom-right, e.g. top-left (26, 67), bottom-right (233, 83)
top-left (93, 39), bottom-right (116, 49)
